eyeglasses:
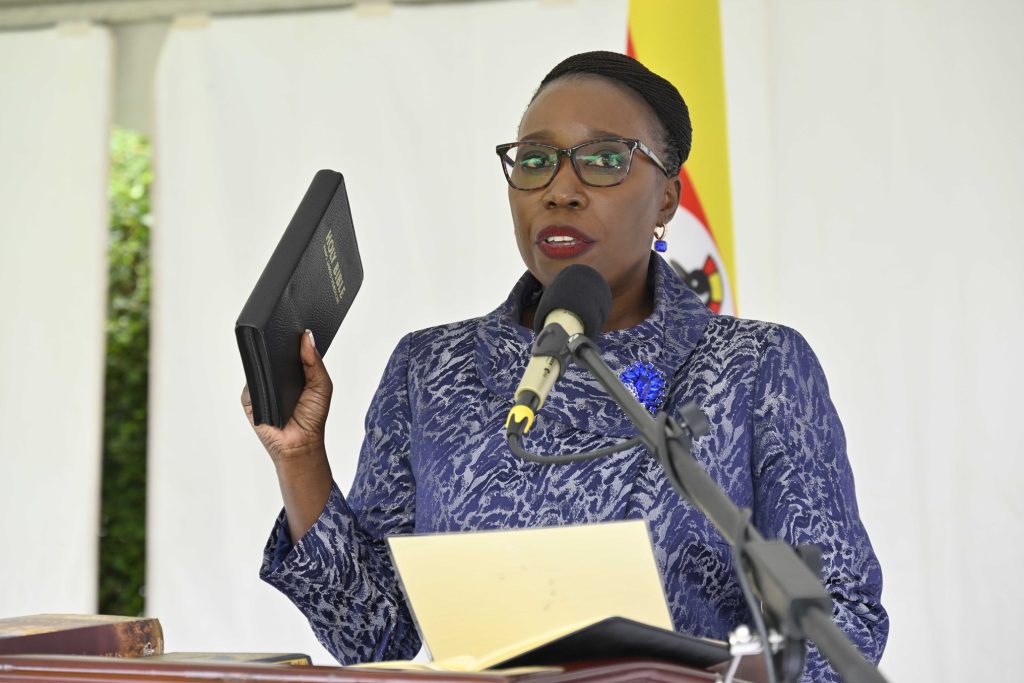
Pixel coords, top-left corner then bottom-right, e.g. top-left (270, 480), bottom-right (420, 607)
top-left (495, 137), bottom-right (670, 191)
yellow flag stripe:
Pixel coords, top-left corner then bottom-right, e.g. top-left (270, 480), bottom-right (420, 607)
top-left (628, 0), bottom-right (738, 305)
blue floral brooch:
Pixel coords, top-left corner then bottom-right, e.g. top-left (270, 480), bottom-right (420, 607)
top-left (618, 361), bottom-right (668, 414)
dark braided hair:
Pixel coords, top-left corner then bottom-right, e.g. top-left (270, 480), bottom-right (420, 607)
top-left (532, 50), bottom-right (692, 175)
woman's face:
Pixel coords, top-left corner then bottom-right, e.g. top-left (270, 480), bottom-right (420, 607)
top-left (508, 76), bottom-right (680, 297)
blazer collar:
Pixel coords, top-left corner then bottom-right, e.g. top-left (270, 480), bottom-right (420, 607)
top-left (475, 254), bottom-right (713, 438)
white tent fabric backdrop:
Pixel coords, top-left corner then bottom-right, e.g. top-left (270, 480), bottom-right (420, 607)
top-left (0, 26), bottom-right (112, 614)
top-left (146, 0), bottom-right (1024, 679)
top-left (722, 1), bottom-right (1024, 678)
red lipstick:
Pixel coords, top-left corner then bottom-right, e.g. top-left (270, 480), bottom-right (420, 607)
top-left (535, 225), bottom-right (595, 260)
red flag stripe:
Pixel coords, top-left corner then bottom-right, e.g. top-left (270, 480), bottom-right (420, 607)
top-left (626, 29), bottom-right (718, 250)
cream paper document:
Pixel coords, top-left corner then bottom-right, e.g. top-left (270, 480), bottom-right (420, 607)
top-left (387, 519), bottom-right (674, 664)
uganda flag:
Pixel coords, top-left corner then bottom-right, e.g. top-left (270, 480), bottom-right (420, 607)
top-left (628, 0), bottom-right (737, 315)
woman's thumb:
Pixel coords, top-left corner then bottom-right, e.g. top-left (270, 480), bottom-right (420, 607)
top-left (300, 329), bottom-right (332, 394)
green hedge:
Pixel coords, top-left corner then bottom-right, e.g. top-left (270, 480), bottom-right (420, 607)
top-left (98, 127), bottom-right (151, 616)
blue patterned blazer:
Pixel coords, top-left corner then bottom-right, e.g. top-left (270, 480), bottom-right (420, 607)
top-left (260, 254), bottom-right (888, 680)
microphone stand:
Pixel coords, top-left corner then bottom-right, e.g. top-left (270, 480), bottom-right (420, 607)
top-left (511, 332), bottom-right (888, 683)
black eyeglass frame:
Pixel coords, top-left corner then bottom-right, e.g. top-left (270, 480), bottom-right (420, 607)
top-left (495, 137), bottom-right (671, 191)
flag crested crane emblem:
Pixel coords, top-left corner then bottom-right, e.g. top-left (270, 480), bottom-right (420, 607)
top-left (628, 0), bottom-right (737, 315)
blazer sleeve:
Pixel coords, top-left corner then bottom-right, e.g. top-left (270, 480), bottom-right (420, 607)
top-left (259, 333), bottom-right (421, 664)
top-left (751, 325), bottom-right (889, 682)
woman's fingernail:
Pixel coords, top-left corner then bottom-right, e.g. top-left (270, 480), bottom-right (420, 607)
top-left (306, 329), bottom-right (316, 348)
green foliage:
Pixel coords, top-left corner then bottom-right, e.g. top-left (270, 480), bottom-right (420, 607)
top-left (99, 127), bottom-right (152, 616)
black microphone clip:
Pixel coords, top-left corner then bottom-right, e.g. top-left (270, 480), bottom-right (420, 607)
top-left (532, 322), bottom-right (574, 374)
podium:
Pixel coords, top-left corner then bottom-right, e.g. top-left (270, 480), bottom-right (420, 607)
top-left (0, 655), bottom-right (759, 683)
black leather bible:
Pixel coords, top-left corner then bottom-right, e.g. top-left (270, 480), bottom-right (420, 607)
top-left (235, 170), bottom-right (363, 427)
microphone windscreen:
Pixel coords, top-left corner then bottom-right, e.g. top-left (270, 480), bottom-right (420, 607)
top-left (534, 264), bottom-right (612, 337)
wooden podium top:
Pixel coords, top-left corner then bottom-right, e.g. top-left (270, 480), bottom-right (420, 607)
top-left (0, 655), bottom-right (727, 683)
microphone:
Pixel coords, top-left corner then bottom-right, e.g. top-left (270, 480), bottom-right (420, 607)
top-left (504, 265), bottom-right (612, 436)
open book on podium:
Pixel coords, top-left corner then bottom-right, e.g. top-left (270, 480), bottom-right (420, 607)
top-left (366, 520), bottom-right (728, 672)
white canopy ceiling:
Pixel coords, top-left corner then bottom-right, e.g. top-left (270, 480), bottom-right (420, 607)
top-left (0, 0), bottom-right (497, 29)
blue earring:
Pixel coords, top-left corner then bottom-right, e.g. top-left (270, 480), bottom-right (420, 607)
top-left (654, 224), bottom-right (668, 252)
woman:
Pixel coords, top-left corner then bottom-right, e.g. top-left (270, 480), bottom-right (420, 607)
top-left (242, 51), bottom-right (888, 680)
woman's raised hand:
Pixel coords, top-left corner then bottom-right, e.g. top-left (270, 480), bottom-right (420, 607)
top-left (241, 329), bottom-right (333, 464)
top-left (241, 329), bottom-right (334, 543)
